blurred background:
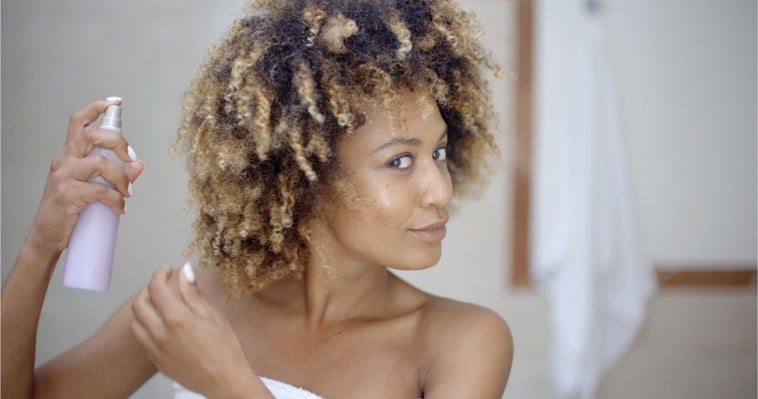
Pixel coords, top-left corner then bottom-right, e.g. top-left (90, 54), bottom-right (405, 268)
top-left (2, 0), bottom-right (755, 398)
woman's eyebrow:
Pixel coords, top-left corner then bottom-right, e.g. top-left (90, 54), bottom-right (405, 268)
top-left (373, 127), bottom-right (448, 153)
top-left (373, 136), bottom-right (421, 153)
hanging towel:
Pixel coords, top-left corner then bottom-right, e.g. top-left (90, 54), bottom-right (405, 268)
top-left (530, 2), bottom-right (657, 398)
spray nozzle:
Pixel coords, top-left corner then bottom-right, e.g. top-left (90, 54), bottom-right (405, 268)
top-left (100, 97), bottom-right (122, 131)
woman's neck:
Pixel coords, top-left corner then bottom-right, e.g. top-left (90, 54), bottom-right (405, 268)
top-left (254, 256), bottom-right (396, 327)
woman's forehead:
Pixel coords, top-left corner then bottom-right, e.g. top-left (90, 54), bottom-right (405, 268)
top-left (359, 92), bottom-right (445, 134)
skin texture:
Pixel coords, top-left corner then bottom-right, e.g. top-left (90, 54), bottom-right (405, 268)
top-left (2, 95), bottom-right (512, 398)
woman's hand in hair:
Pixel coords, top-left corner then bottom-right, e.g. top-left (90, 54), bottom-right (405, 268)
top-left (130, 265), bottom-right (274, 399)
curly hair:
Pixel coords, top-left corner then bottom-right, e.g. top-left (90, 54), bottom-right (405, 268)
top-left (173, 0), bottom-right (501, 297)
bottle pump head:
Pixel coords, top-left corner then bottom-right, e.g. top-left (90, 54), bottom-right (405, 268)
top-left (101, 96), bottom-right (122, 131)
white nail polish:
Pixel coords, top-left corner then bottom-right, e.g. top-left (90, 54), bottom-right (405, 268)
top-left (128, 182), bottom-right (134, 197)
top-left (182, 262), bottom-right (196, 284)
top-left (127, 145), bottom-right (138, 162)
top-left (123, 203), bottom-right (128, 214)
top-left (106, 96), bottom-right (122, 102)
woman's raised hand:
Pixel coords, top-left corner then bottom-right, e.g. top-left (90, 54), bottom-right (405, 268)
top-left (29, 97), bottom-right (144, 255)
top-left (2, 98), bottom-right (146, 399)
top-left (130, 264), bottom-right (269, 398)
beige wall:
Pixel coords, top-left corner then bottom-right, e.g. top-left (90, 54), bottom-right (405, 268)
top-left (1, 1), bottom-right (755, 398)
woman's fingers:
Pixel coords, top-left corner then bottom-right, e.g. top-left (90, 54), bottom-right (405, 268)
top-left (62, 126), bottom-right (133, 164)
top-left (133, 266), bottom-right (203, 363)
top-left (52, 97), bottom-right (143, 206)
top-left (82, 126), bottom-right (134, 164)
top-left (126, 160), bottom-right (145, 186)
top-left (66, 98), bottom-right (120, 138)
top-left (53, 103), bottom-right (145, 209)
top-left (27, 98), bottom-right (142, 254)
top-left (178, 263), bottom-right (205, 312)
top-left (133, 274), bottom-right (180, 349)
top-left (131, 288), bottom-right (165, 337)
top-left (146, 268), bottom-right (188, 324)
top-left (67, 179), bottom-right (127, 214)
top-left (49, 156), bottom-right (129, 214)
top-left (64, 98), bottom-right (127, 159)
top-left (144, 265), bottom-right (212, 328)
top-left (72, 154), bottom-right (132, 197)
top-left (131, 288), bottom-right (164, 361)
top-left (63, 97), bottom-right (134, 165)
top-left (129, 264), bottom-right (252, 395)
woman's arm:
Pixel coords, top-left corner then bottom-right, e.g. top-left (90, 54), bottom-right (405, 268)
top-left (2, 233), bottom-right (64, 399)
top-left (32, 296), bottom-right (158, 398)
top-left (1, 98), bottom-right (145, 398)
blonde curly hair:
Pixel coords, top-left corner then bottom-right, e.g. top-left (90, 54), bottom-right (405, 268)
top-left (174, 0), bottom-right (501, 296)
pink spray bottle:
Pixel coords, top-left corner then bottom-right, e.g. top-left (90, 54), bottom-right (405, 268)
top-left (64, 97), bottom-right (125, 292)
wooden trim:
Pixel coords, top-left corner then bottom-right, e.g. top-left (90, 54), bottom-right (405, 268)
top-left (511, 0), bottom-right (533, 287)
top-left (657, 268), bottom-right (757, 287)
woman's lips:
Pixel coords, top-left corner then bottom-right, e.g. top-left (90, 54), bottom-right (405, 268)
top-left (409, 221), bottom-right (448, 242)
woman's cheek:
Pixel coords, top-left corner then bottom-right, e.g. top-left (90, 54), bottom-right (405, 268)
top-left (369, 184), bottom-right (408, 215)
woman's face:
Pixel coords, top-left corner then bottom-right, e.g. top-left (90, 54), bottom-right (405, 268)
top-left (316, 93), bottom-right (453, 271)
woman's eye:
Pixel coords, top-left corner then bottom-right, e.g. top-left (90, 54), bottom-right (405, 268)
top-left (433, 146), bottom-right (449, 161)
top-left (389, 155), bottom-right (413, 169)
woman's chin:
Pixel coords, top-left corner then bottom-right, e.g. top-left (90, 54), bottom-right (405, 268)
top-left (388, 248), bottom-right (442, 271)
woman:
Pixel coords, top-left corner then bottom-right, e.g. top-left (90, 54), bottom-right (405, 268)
top-left (2, 0), bottom-right (513, 398)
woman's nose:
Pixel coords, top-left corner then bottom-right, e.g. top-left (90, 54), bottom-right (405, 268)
top-left (419, 161), bottom-right (453, 210)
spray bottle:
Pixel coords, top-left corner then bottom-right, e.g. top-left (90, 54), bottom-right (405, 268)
top-left (64, 96), bottom-right (125, 292)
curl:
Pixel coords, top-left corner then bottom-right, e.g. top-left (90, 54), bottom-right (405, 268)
top-left (319, 12), bottom-right (358, 54)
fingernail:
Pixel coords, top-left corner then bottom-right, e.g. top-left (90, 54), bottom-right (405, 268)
top-left (123, 203), bottom-right (128, 214)
top-left (127, 145), bottom-right (138, 162)
top-left (106, 96), bottom-right (122, 102)
top-left (128, 182), bottom-right (134, 197)
top-left (182, 262), bottom-right (196, 284)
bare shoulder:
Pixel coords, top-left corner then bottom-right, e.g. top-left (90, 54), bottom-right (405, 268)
top-left (417, 296), bottom-right (513, 398)
top-left (417, 296), bottom-right (513, 359)
top-left (418, 296), bottom-right (512, 335)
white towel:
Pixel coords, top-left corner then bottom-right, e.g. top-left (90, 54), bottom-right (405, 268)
top-left (174, 377), bottom-right (325, 399)
top-left (173, 378), bottom-right (423, 399)
top-left (531, 2), bottom-right (657, 398)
